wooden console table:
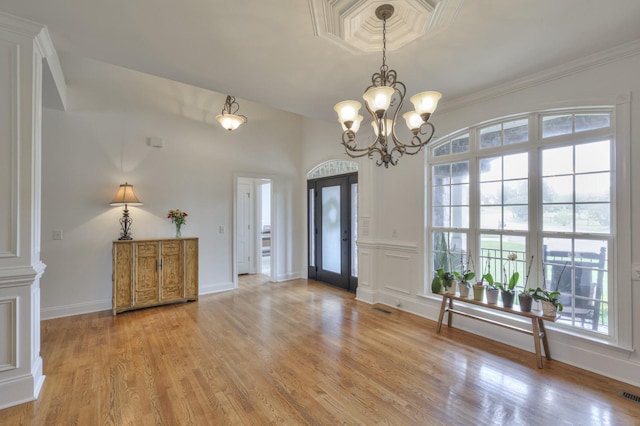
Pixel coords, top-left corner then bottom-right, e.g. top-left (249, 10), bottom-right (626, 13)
top-left (436, 293), bottom-right (558, 368)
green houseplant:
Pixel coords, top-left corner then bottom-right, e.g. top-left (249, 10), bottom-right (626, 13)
top-left (529, 287), bottom-right (563, 316)
top-left (454, 269), bottom-right (475, 298)
top-left (518, 255), bottom-right (535, 312)
top-left (532, 260), bottom-right (568, 316)
top-left (496, 253), bottom-right (520, 309)
top-left (432, 268), bottom-right (455, 294)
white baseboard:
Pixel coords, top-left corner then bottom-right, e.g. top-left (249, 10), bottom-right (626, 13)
top-left (276, 272), bottom-right (302, 282)
top-left (0, 367), bottom-right (45, 410)
top-left (199, 281), bottom-right (234, 295)
top-left (41, 299), bottom-right (111, 320)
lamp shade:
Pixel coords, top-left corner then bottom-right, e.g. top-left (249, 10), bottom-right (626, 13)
top-left (110, 183), bottom-right (142, 206)
top-left (371, 119), bottom-right (393, 137)
top-left (216, 113), bottom-right (247, 131)
top-left (402, 111), bottom-right (423, 131)
top-left (363, 86), bottom-right (395, 114)
top-left (334, 100), bottom-right (362, 129)
top-left (410, 91), bottom-right (442, 116)
top-left (341, 114), bottom-right (363, 133)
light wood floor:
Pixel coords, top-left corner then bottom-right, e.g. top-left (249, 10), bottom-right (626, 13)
top-left (3, 275), bottom-right (640, 425)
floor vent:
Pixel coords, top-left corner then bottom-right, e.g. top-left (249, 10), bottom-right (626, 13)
top-left (619, 390), bottom-right (640, 404)
top-left (373, 307), bottom-right (392, 314)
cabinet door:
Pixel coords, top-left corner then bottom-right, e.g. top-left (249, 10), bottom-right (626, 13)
top-left (161, 240), bottom-right (184, 301)
top-left (135, 242), bottom-right (159, 307)
top-left (184, 239), bottom-right (199, 299)
top-left (113, 243), bottom-right (133, 313)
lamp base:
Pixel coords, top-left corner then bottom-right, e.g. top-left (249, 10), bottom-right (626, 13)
top-left (118, 235), bottom-right (133, 241)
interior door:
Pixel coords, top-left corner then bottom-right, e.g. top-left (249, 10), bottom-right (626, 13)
top-left (237, 180), bottom-right (252, 274)
top-left (308, 173), bottom-right (357, 292)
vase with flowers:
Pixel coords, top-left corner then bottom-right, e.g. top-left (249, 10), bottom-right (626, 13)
top-left (168, 209), bottom-right (188, 238)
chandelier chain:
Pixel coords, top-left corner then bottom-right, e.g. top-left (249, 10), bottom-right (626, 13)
top-left (381, 15), bottom-right (388, 76)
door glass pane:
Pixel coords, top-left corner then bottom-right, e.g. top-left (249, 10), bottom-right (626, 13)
top-left (309, 188), bottom-right (315, 267)
top-left (351, 183), bottom-right (358, 277)
top-left (322, 185), bottom-right (341, 274)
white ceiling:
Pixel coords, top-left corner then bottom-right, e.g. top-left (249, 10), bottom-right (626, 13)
top-left (2, 0), bottom-right (640, 121)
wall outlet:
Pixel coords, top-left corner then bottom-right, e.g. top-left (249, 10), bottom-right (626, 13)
top-left (219, 226), bottom-right (225, 234)
top-left (52, 229), bottom-right (63, 240)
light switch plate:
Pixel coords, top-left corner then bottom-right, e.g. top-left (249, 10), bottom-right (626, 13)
top-left (53, 229), bottom-right (63, 240)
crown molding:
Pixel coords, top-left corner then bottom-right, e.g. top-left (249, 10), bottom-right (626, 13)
top-left (0, 11), bottom-right (45, 38)
top-left (439, 38), bottom-right (640, 114)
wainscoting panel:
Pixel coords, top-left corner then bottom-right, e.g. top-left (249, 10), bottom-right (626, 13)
top-left (381, 251), bottom-right (415, 295)
top-left (0, 297), bottom-right (16, 371)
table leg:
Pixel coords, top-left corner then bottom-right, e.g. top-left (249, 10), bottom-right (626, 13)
top-left (539, 319), bottom-right (552, 360)
top-left (436, 295), bottom-right (448, 333)
top-left (447, 297), bottom-right (454, 327)
top-left (531, 318), bottom-right (543, 369)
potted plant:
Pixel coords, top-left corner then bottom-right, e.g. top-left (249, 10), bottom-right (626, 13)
top-left (496, 253), bottom-right (519, 309)
top-left (531, 260), bottom-right (568, 316)
top-left (472, 280), bottom-right (484, 301)
top-left (479, 260), bottom-right (499, 305)
top-left (431, 268), bottom-right (455, 294)
top-left (529, 287), bottom-right (563, 316)
top-left (454, 252), bottom-right (475, 298)
top-left (518, 255), bottom-right (535, 312)
top-left (454, 269), bottom-right (475, 298)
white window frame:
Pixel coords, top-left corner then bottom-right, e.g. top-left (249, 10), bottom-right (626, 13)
top-left (426, 100), bottom-right (632, 349)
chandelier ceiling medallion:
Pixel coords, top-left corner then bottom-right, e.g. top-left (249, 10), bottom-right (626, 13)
top-left (334, 4), bottom-right (442, 168)
top-left (216, 95), bottom-right (247, 131)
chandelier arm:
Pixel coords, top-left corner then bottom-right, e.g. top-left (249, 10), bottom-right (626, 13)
top-left (341, 131), bottom-right (386, 156)
top-left (400, 122), bottom-right (437, 155)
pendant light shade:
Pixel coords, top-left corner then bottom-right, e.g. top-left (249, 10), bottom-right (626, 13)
top-left (216, 95), bottom-right (247, 131)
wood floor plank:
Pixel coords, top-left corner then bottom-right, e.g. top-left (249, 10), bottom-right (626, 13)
top-left (2, 275), bottom-right (640, 425)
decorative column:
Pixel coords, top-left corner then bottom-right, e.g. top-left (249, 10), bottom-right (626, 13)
top-left (0, 11), bottom-right (65, 409)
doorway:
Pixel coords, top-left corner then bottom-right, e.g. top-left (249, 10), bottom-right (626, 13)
top-left (308, 173), bottom-right (358, 292)
top-left (236, 177), bottom-right (273, 283)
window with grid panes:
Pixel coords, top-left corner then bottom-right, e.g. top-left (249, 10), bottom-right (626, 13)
top-left (427, 110), bottom-right (614, 338)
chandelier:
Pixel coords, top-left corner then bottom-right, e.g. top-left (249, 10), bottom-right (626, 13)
top-left (333, 4), bottom-right (441, 168)
top-left (216, 95), bottom-right (247, 131)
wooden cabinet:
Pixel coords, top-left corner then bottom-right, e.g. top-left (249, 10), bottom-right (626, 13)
top-left (112, 238), bottom-right (198, 315)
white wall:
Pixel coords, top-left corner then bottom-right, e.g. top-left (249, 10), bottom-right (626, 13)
top-left (302, 46), bottom-right (640, 387)
top-left (40, 54), bottom-right (304, 318)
